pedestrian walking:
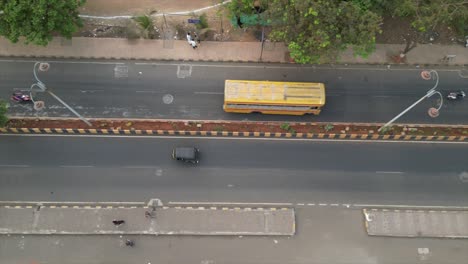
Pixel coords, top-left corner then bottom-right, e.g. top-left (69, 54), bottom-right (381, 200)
top-left (112, 220), bottom-right (125, 226)
top-left (190, 39), bottom-right (198, 49)
top-left (186, 32), bottom-right (192, 45)
top-left (145, 210), bottom-right (154, 218)
top-left (193, 32), bottom-right (200, 44)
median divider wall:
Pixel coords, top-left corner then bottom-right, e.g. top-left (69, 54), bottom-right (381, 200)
top-left (1, 127), bottom-right (467, 142)
top-left (1, 118), bottom-right (467, 142)
top-left (0, 200), bottom-right (295, 236)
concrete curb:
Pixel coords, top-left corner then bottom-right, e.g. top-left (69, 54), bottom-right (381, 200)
top-left (1, 127), bottom-right (466, 142)
top-left (2, 54), bottom-right (467, 67)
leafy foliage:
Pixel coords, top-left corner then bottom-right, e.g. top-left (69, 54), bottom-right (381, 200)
top-left (0, 0), bottom-right (86, 46)
top-left (266, 0), bottom-right (382, 63)
top-left (227, 0), bottom-right (269, 27)
top-left (132, 14), bottom-right (154, 38)
top-left (196, 13), bottom-right (209, 30)
top-left (391, 0), bottom-right (468, 32)
top-left (0, 100), bottom-right (8, 127)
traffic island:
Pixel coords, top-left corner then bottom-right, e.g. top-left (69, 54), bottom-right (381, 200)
top-left (0, 200), bottom-right (295, 236)
top-left (1, 118), bottom-right (467, 142)
top-left (364, 208), bottom-right (468, 238)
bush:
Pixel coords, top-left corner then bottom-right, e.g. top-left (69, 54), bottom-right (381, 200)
top-left (196, 13), bottom-right (209, 29)
top-left (132, 15), bottom-right (154, 39)
top-left (324, 124), bottom-right (334, 132)
top-left (280, 123), bottom-right (291, 131)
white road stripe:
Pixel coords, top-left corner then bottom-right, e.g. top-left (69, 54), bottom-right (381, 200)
top-left (168, 201), bottom-right (293, 206)
top-left (352, 204), bottom-right (468, 209)
top-left (133, 63), bottom-right (461, 72)
top-left (376, 171), bottom-right (404, 174)
top-left (59, 165), bottom-right (94, 168)
top-left (194, 92), bottom-right (223, 95)
top-left (0, 59), bottom-right (125, 65)
top-left (123, 166), bottom-right (158, 169)
top-left (0, 164), bottom-right (30, 167)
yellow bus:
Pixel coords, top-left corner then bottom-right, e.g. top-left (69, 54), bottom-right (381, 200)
top-left (223, 80), bottom-right (326, 115)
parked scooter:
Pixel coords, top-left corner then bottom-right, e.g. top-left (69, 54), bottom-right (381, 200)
top-left (447, 91), bottom-right (466, 100)
top-left (10, 92), bottom-right (32, 103)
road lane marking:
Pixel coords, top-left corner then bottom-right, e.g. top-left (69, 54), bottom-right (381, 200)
top-left (59, 165), bottom-right (94, 168)
top-left (0, 59), bottom-right (125, 65)
top-left (376, 171), bottom-right (404, 174)
top-left (123, 166), bottom-right (159, 169)
top-left (80, 90), bottom-right (104, 93)
top-left (194, 92), bottom-right (223, 95)
top-left (352, 204), bottom-right (468, 209)
top-left (136, 90), bottom-right (157, 93)
top-left (132, 62), bottom-right (462, 72)
top-left (168, 201), bottom-right (293, 206)
top-left (0, 164), bottom-right (30, 167)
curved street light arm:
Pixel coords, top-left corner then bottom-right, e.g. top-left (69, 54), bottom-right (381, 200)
top-left (429, 90), bottom-right (443, 111)
top-left (429, 70), bottom-right (439, 91)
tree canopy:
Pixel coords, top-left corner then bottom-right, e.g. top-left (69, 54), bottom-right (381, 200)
top-left (266, 0), bottom-right (382, 63)
top-left (392, 0), bottom-right (468, 33)
top-left (228, 0), bottom-right (467, 64)
top-left (0, 0), bottom-right (86, 46)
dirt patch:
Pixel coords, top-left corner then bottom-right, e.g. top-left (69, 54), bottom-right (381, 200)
top-left (376, 16), bottom-right (461, 45)
top-left (80, 0), bottom-right (219, 16)
top-left (75, 0), bottom-right (261, 42)
top-left (76, 1), bottom-right (464, 46)
top-left (5, 119), bottom-right (468, 137)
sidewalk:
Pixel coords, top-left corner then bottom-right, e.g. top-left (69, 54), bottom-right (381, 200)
top-left (1, 37), bottom-right (467, 65)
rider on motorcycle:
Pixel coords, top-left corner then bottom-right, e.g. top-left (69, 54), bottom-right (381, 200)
top-left (447, 90), bottom-right (465, 100)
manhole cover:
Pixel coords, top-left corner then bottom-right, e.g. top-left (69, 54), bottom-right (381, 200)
top-left (163, 94), bottom-right (174, 104)
top-left (39, 63), bottom-right (50, 72)
top-left (428, 107), bottom-right (439, 118)
top-left (114, 65), bottom-right (129, 78)
top-left (421, 70), bottom-right (432, 80)
top-left (177, 64), bottom-right (192, 78)
top-left (34, 101), bottom-right (45, 111)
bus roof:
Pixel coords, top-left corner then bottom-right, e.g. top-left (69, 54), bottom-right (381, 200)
top-left (224, 80), bottom-right (325, 105)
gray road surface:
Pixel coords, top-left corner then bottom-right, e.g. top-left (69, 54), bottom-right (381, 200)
top-left (1, 135), bottom-right (467, 206)
top-left (1, 60), bottom-right (467, 123)
top-left (1, 206), bottom-right (467, 264)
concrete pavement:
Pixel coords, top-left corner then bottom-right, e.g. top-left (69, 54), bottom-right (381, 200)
top-left (1, 36), bottom-right (468, 65)
top-left (2, 206), bottom-right (467, 264)
top-left (364, 208), bottom-right (468, 238)
top-left (0, 201), bottom-right (295, 236)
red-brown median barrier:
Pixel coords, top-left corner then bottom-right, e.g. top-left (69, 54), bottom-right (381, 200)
top-left (1, 118), bottom-right (467, 141)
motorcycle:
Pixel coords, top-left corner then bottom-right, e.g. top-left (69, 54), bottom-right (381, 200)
top-left (10, 92), bottom-right (32, 103)
top-left (447, 91), bottom-right (465, 100)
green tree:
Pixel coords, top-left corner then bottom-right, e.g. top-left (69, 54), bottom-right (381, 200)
top-left (266, 0), bottom-right (382, 64)
top-left (0, 100), bottom-right (8, 127)
top-left (0, 0), bottom-right (86, 46)
top-left (227, 0), bottom-right (269, 27)
top-left (391, 0), bottom-right (468, 32)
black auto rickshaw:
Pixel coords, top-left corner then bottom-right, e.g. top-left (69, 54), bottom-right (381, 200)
top-left (172, 147), bottom-right (200, 164)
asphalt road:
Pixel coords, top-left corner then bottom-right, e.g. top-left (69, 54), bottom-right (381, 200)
top-left (1, 59), bottom-right (467, 123)
top-left (1, 135), bottom-right (467, 206)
